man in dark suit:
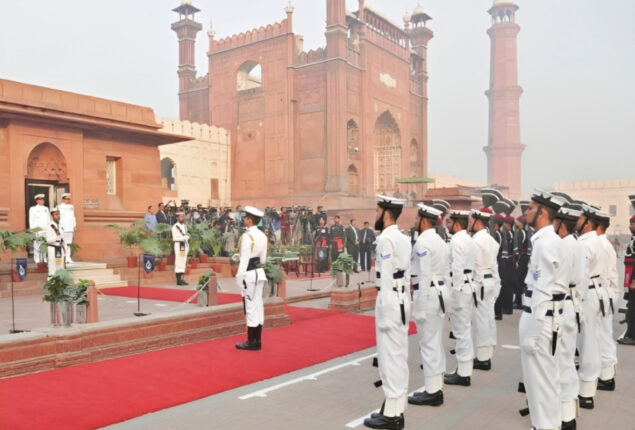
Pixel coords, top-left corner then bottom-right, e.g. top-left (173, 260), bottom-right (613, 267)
top-left (359, 221), bottom-right (375, 272)
top-left (345, 219), bottom-right (361, 273)
top-left (156, 202), bottom-right (169, 225)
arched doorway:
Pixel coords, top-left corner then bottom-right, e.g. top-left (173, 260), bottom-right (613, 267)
top-left (25, 142), bottom-right (69, 219)
top-left (373, 111), bottom-right (401, 195)
top-left (160, 157), bottom-right (176, 191)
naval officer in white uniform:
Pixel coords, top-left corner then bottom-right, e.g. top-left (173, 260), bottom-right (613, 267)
top-left (29, 194), bottom-right (50, 263)
top-left (58, 193), bottom-right (76, 264)
top-left (171, 211), bottom-right (190, 286)
top-left (44, 207), bottom-right (65, 276)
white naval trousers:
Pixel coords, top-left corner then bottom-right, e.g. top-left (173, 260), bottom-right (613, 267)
top-left (577, 287), bottom-right (604, 394)
top-left (598, 290), bottom-right (618, 379)
top-left (558, 300), bottom-right (579, 404)
top-left (413, 286), bottom-right (447, 388)
top-left (47, 245), bottom-right (65, 276)
top-left (448, 289), bottom-right (475, 370)
top-left (33, 231), bottom-right (47, 263)
top-left (375, 281), bottom-right (411, 416)
top-left (519, 310), bottom-right (561, 429)
top-left (472, 277), bottom-right (499, 349)
top-left (243, 268), bottom-right (266, 327)
top-left (173, 242), bottom-right (188, 274)
top-left (61, 231), bottom-right (73, 262)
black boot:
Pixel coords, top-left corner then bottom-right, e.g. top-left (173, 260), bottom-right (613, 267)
top-left (408, 390), bottom-right (443, 406)
top-left (597, 378), bottom-right (615, 391)
top-left (578, 395), bottom-right (594, 410)
top-left (619, 290), bottom-right (635, 345)
top-left (236, 327), bottom-right (259, 350)
top-left (363, 414), bottom-right (403, 430)
top-left (444, 372), bottom-right (471, 386)
top-left (562, 419), bottom-right (576, 430)
top-left (253, 324), bottom-right (262, 350)
top-left (473, 358), bottom-right (492, 371)
top-left (176, 273), bottom-right (187, 286)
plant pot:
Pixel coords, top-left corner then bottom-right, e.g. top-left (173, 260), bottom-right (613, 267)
top-left (37, 262), bottom-right (48, 273)
top-left (157, 259), bottom-right (167, 271)
top-left (197, 291), bottom-right (208, 307)
top-left (126, 255), bottom-right (138, 268)
top-left (58, 301), bottom-right (73, 327)
top-left (335, 272), bottom-right (346, 287)
top-left (213, 263), bottom-right (222, 274)
top-left (75, 304), bottom-right (87, 324)
top-left (230, 265), bottom-right (238, 277)
top-left (50, 302), bottom-right (59, 326)
top-left (189, 258), bottom-right (199, 269)
top-left (167, 254), bottom-right (176, 265)
top-left (199, 253), bottom-right (209, 263)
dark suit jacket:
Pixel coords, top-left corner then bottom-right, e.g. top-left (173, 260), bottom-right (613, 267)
top-left (156, 210), bottom-right (168, 224)
top-left (345, 225), bottom-right (360, 246)
top-left (359, 227), bottom-right (375, 246)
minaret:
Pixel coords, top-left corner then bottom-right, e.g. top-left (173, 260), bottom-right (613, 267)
top-left (484, 0), bottom-right (525, 198)
top-left (171, 0), bottom-right (202, 120)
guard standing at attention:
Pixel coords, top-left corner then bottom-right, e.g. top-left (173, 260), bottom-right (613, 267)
top-left (58, 193), bottom-right (76, 264)
top-left (519, 190), bottom-right (566, 430)
top-left (235, 206), bottom-right (268, 351)
top-left (364, 195), bottom-right (410, 430)
top-left (618, 208), bottom-right (635, 345)
top-left (45, 207), bottom-right (65, 276)
top-left (171, 211), bottom-right (190, 286)
top-left (445, 210), bottom-right (477, 387)
top-left (470, 208), bottom-right (501, 371)
top-left (29, 194), bottom-right (50, 264)
top-left (408, 204), bottom-right (449, 407)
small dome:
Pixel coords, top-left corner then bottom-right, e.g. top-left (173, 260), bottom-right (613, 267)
top-left (181, 0), bottom-right (192, 5)
top-left (493, 0), bottom-right (514, 5)
top-left (412, 3), bottom-right (425, 16)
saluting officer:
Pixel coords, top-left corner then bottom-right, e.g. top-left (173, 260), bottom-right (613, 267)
top-left (519, 190), bottom-right (566, 430)
top-left (58, 193), bottom-right (76, 264)
top-left (445, 210), bottom-right (476, 387)
top-left (171, 211), bottom-right (190, 286)
top-left (408, 204), bottom-right (449, 407)
top-left (470, 208), bottom-right (501, 371)
top-left (575, 205), bottom-right (609, 409)
top-left (45, 207), bottom-right (65, 276)
top-left (553, 205), bottom-right (585, 430)
top-left (364, 195), bottom-right (410, 430)
top-left (235, 206), bottom-right (268, 351)
top-left (29, 194), bottom-right (50, 263)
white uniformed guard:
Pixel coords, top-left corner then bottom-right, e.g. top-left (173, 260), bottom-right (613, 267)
top-left (45, 207), bottom-right (65, 276)
top-left (575, 204), bottom-right (609, 409)
top-left (445, 210), bottom-right (477, 386)
top-left (364, 195), bottom-right (410, 430)
top-left (29, 194), bottom-right (50, 263)
top-left (520, 190), bottom-right (566, 430)
top-left (470, 207), bottom-right (501, 370)
top-left (594, 210), bottom-right (619, 392)
top-left (235, 206), bottom-right (268, 351)
top-left (553, 205), bottom-right (585, 429)
top-left (171, 211), bottom-right (190, 286)
top-left (58, 193), bottom-right (76, 264)
top-left (408, 204), bottom-right (449, 407)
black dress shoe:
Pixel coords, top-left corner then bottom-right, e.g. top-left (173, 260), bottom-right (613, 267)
top-left (235, 341), bottom-right (260, 350)
top-left (618, 336), bottom-right (635, 345)
top-left (495, 314), bottom-right (503, 321)
top-left (473, 358), bottom-right (491, 371)
top-left (597, 378), bottom-right (615, 391)
top-left (578, 395), bottom-right (594, 409)
top-left (363, 414), bottom-right (403, 430)
top-left (562, 419), bottom-right (576, 430)
top-left (444, 372), bottom-right (471, 386)
top-left (408, 390), bottom-right (443, 406)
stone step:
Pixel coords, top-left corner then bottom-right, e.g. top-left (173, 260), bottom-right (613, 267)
top-left (95, 280), bottom-right (128, 288)
top-left (71, 274), bottom-right (122, 284)
top-left (66, 262), bottom-right (108, 271)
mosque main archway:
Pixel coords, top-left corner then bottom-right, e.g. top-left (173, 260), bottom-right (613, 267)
top-left (373, 111), bottom-right (401, 195)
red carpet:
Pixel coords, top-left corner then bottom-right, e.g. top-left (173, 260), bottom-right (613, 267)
top-left (99, 286), bottom-right (242, 305)
top-left (0, 306), bottom-right (416, 430)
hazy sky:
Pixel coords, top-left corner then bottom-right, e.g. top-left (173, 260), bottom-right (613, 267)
top-left (1, 0), bottom-right (633, 195)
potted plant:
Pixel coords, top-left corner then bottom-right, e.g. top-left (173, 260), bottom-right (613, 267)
top-left (0, 229), bottom-right (36, 279)
top-left (70, 279), bottom-right (90, 324)
top-left (106, 221), bottom-right (143, 267)
top-left (197, 270), bottom-right (211, 307)
top-left (299, 244), bottom-right (313, 263)
top-left (152, 224), bottom-right (173, 271)
top-left (331, 252), bottom-right (354, 287)
top-left (42, 268), bottom-right (74, 326)
top-left (263, 259), bottom-right (283, 297)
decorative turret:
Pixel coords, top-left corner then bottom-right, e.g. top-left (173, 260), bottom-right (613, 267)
top-left (171, 1), bottom-right (203, 97)
top-left (406, 4), bottom-right (433, 91)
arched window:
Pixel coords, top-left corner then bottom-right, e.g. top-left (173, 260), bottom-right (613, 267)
top-left (237, 61), bottom-right (263, 91)
top-left (161, 158), bottom-right (176, 190)
top-left (347, 119), bottom-right (359, 157)
top-left (348, 164), bottom-right (360, 195)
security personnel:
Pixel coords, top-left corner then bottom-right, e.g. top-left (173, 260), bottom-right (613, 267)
top-left (513, 215), bottom-right (530, 309)
top-left (359, 221), bottom-right (376, 272)
top-left (330, 215), bottom-right (346, 262)
top-left (364, 195), bottom-right (410, 430)
top-left (58, 193), bottom-right (76, 264)
top-left (595, 211), bottom-right (618, 391)
top-left (408, 204), bottom-right (449, 407)
top-left (471, 208), bottom-right (501, 371)
top-left (575, 205), bottom-right (608, 409)
top-left (445, 210), bottom-right (476, 386)
top-left (45, 207), bottom-right (65, 276)
top-left (618, 211), bottom-right (635, 345)
top-left (553, 206), bottom-right (584, 430)
top-left (235, 206), bottom-right (268, 351)
top-left (171, 211), bottom-right (190, 286)
top-left (520, 190), bottom-right (566, 430)
top-left (499, 216), bottom-right (516, 315)
top-left (29, 194), bottom-right (50, 263)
